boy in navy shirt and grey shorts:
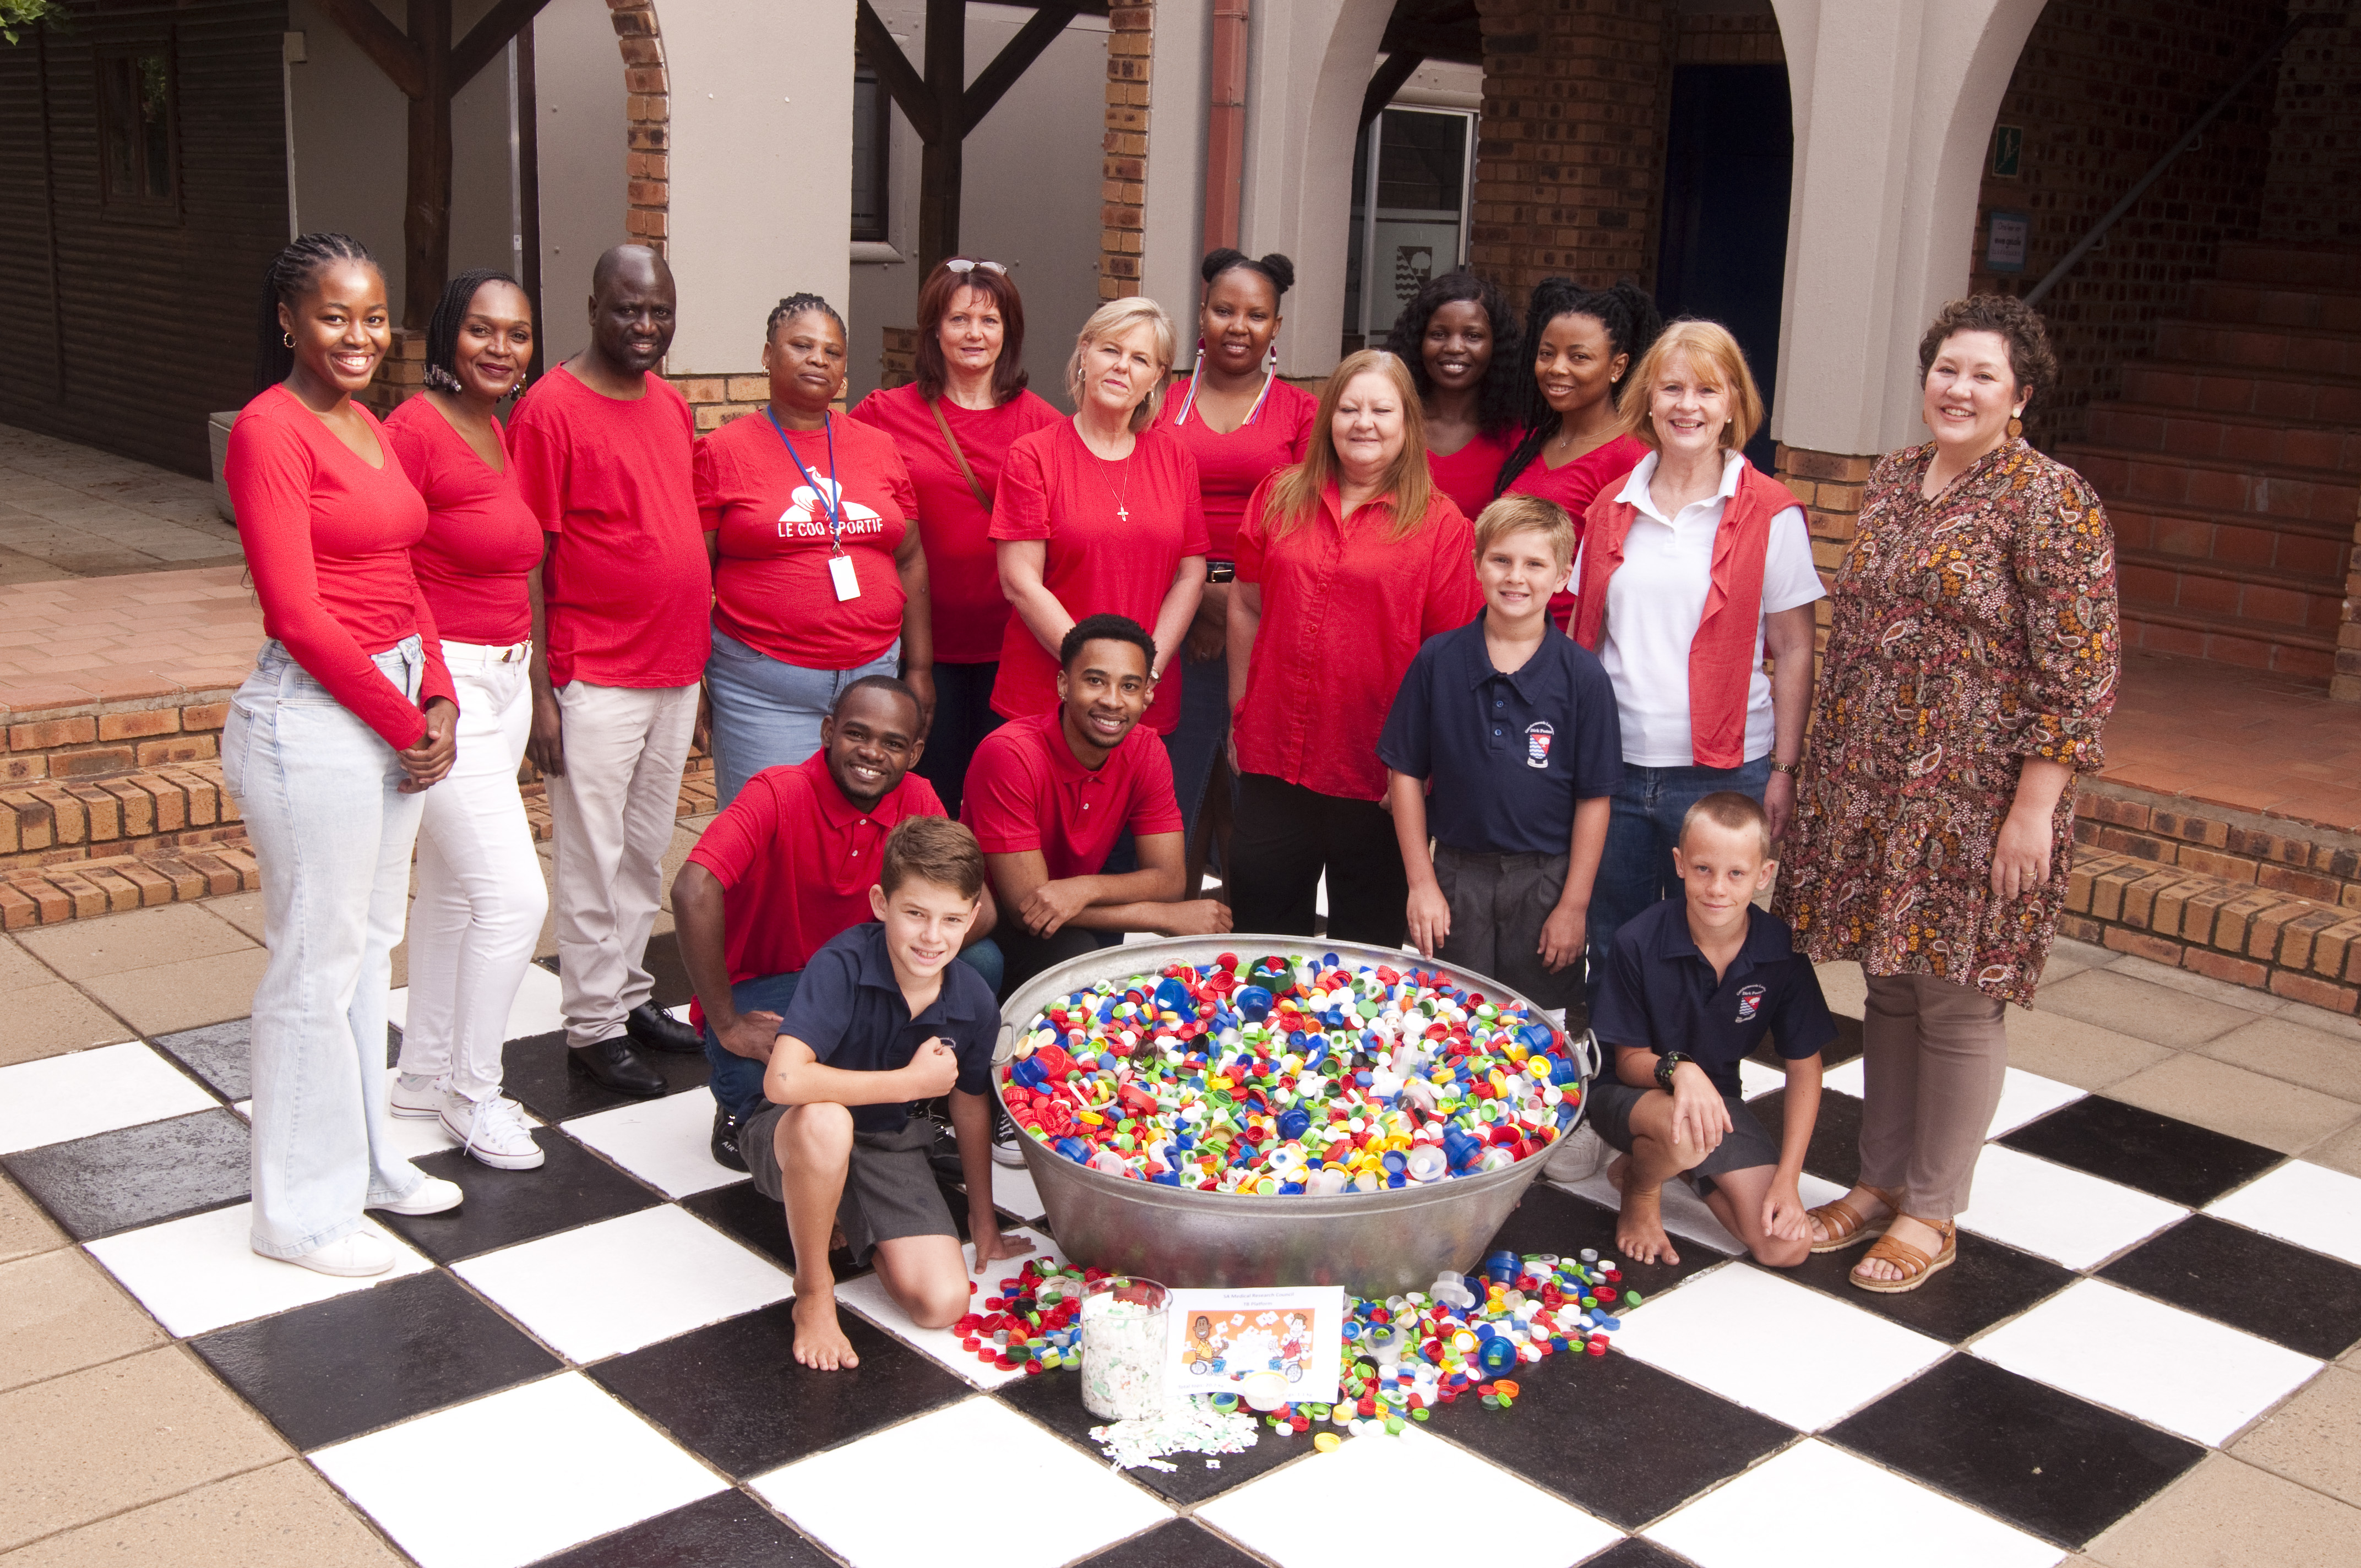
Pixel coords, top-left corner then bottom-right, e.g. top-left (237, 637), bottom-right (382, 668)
top-left (1380, 495), bottom-right (1622, 1023)
top-left (1589, 791), bottom-right (1834, 1268)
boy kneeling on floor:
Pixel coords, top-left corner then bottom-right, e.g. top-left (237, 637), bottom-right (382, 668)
top-left (749, 815), bottom-right (1031, 1371)
top-left (1592, 791), bottom-right (1833, 1268)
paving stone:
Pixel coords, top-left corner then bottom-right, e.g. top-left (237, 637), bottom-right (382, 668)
top-left (0, 1458), bottom-right (402, 1568)
top-left (0, 1248), bottom-right (168, 1392)
top-left (2086, 1452), bottom-right (2361, 1568)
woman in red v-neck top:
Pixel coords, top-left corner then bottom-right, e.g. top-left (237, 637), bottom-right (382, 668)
top-left (1384, 270), bottom-right (1525, 519)
top-left (221, 233), bottom-right (464, 1278)
top-left (382, 270), bottom-right (551, 1173)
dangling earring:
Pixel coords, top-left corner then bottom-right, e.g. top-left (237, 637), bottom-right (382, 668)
top-left (281, 331), bottom-right (295, 348)
top-left (1265, 337), bottom-right (1279, 374)
top-left (2007, 413), bottom-right (2024, 439)
top-left (423, 365), bottom-right (464, 394)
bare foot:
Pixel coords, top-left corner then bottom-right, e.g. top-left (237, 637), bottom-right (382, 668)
top-left (1608, 1157), bottom-right (1681, 1266)
top-left (829, 1224), bottom-right (847, 1253)
top-left (792, 1292), bottom-right (861, 1371)
top-left (1808, 1184), bottom-right (1892, 1247)
top-left (1852, 1215), bottom-right (1943, 1284)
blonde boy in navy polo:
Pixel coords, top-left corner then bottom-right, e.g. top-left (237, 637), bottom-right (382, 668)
top-left (1590, 791), bottom-right (1833, 1268)
top-left (1380, 496), bottom-right (1621, 1021)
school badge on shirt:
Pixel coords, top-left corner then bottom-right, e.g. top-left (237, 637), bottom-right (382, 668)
top-left (1734, 984), bottom-right (1766, 1023)
top-left (1524, 721), bottom-right (1554, 770)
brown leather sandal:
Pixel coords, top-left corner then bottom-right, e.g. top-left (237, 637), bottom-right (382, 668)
top-left (1806, 1184), bottom-right (1898, 1254)
top-left (1851, 1216), bottom-right (1957, 1294)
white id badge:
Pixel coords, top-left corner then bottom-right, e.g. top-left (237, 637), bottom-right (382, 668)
top-left (828, 553), bottom-right (861, 602)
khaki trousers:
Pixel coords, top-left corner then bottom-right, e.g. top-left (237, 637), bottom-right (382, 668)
top-left (1856, 970), bottom-right (2009, 1223)
top-left (546, 680), bottom-right (700, 1049)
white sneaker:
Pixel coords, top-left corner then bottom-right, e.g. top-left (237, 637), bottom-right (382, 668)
top-left (371, 1175), bottom-right (464, 1216)
top-left (440, 1092), bottom-right (545, 1170)
top-left (275, 1231), bottom-right (395, 1277)
top-left (1543, 1122), bottom-right (1612, 1184)
top-left (390, 1072), bottom-right (442, 1119)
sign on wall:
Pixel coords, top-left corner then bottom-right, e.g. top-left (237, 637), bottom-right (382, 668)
top-left (1990, 125), bottom-right (2023, 180)
top-left (1984, 210), bottom-right (2030, 274)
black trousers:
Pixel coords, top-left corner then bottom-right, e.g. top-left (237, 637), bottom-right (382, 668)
top-left (992, 924), bottom-right (1117, 1001)
top-left (909, 660), bottom-right (1003, 820)
top-left (1226, 772), bottom-right (1408, 948)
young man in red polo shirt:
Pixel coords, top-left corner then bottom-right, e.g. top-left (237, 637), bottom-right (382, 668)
top-left (510, 244), bottom-right (712, 1099)
top-left (674, 677), bottom-right (1000, 1169)
top-left (963, 614), bottom-right (1231, 997)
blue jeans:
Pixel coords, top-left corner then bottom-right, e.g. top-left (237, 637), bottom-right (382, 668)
top-left (1167, 648), bottom-right (1231, 842)
top-left (223, 638), bottom-right (431, 1257)
top-left (705, 627), bottom-right (901, 807)
top-left (1588, 754), bottom-right (1775, 1007)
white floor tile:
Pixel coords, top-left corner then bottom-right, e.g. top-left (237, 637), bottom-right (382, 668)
top-left (311, 1372), bottom-right (722, 1568)
top-left (1739, 1058), bottom-right (1787, 1099)
top-left (84, 1202), bottom-right (433, 1337)
top-left (750, 1396), bottom-right (1169, 1568)
top-left (2207, 1159), bottom-right (2361, 1267)
top-left (1955, 1144), bottom-right (2187, 1270)
top-left (1198, 1422), bottom-right (1621, 1568)
top-left (1824, 1055), bottom-right (1865, 1098)
top-left (1971, 1278), bottom-right (2323, 1446)
top-left (377, 1070), bottom-right (545, 1163)
top-left (835, 1226), bottom-right (1063, 1389)
top-left (1816, 1061), bottom-right (2083, 1141)
top-left (1646, 1438), bottom-right (2061, 1568)
top-left (1608, 1265), bottom-right (1947, 1429)
top-left (385, 963), bottom-right (567, 1046)
top-left (984, 1160), bottom-right (1048, 1224)
top-left (454, 1204), bottom-right (791, 1361)
top-left (0, 1041), bottom-right (216, 1153)
top-left (562, 1085), bottom-right (746, 1199)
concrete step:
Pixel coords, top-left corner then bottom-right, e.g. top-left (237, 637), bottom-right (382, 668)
top-left (2153, 319), bottom-right (2361, 380)
top-left (2117, 361), bottom-right (2361, 424)
top-left (2116, 545), bottom-right (2346, 638)
top-left (2054, 440), bottom-right (2360, 528)
top-left (2212, 241), bottom-right (2361, 292)
top-left (2117, 600), bottom-right (2338, 684)
top-left (2108, 499), bottom-right (2353, 585)
top-left (2084, 401), bottom-right (2361, 474)
top-left (2188, 277), bottom-right (2361, 334)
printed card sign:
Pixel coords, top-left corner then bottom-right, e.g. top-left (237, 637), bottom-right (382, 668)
top-left (1166, 1286), bottom-right (1346, 1409)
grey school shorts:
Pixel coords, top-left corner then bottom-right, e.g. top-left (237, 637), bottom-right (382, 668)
top-left (741, 1108), bottom-right (956, 1267)
top-left (1585, 1077), bottom-right (1781, 1197)
top-left (1430, 844), bottom-right (1585, 1016)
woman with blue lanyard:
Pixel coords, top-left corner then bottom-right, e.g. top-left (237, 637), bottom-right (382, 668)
top-left (1157, 248), bottom-right (1318, 884)
top-left (695, 293), bottom-right (932, 804)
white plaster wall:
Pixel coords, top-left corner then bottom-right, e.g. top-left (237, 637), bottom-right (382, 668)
top-left (532, 0), bottom-right (629, 367)
top-left (1140, 0), bottom-right (1210, 328)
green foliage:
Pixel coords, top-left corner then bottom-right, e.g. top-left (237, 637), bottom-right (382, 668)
top-left (1, 0), bottom-right (67, 47)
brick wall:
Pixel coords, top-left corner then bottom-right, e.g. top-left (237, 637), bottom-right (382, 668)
top-left (1965, 0), bottom-right (2284, 450)
top-left (1469, 0), bottom-right (1675, 302)
top-left (1771, 444), bottom-right (1872, 650)
top-left (1101, 3), bottom-right (1152, 300)
top-left (1673, 10), bottom-right (1782, 66)
top-left (3, 697), bottom-right (230, 787)
top-left (612, 0), bottom-right (670, 252)
top-left (2261, 0), bottom-right (2361, 242)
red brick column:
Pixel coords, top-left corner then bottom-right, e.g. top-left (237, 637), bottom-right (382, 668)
top-left (611, 1), bottom-right (671, 254)
top-left (1772, 443), bottom-right (1876, 652)
top-left (1101, 4), bottom-right (1152, 300)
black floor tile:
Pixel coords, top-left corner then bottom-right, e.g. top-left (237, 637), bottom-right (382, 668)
top-left (149, 1020), bottom-right (251, 1102)
top-left (591, 1302), bottom-right (967, 1477)
top-left (1998, 1097), bottom-right (2281, 1208)
top-left (994, 1367), bottom-right (1305, 1505)
top-left (1423, 1345), bottom-right (1794, 1529)
top-left (681, 1178), bottom-right (943, 1279)
top-left (191, 1271), bottom-right (559, 1450)
top-left (1827, 1353), bottom-right (2205, 1548)
top-left (1072, 1520), bottom-right (1269, 1568)
top-left (3, 1108), bottom-right (249, 1240)
top-left (1755, 1009), bottom-right (1862, 1070)
top-left (500, 1030), bottom-right (711, 1123)
top-left (1786, 1230), bottom-right (2075, 1344)
top-left (1488, 1183), bottom-right (1727, 1298)
top-left (1575, 1540), bottom-right (1690, 1568)
top-left (2099, 1213), bottom-right (2361, 1360)
top-left (1749, 1086), bottom-right (1862, 1187)
top-left (375, 1131), bottom-right (658, 1262)
top-left (537, 1490), bottom-right (833, 1568)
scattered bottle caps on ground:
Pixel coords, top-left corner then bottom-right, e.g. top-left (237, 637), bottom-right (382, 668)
top-left (1000, 951), bottom-right (1584, 1192)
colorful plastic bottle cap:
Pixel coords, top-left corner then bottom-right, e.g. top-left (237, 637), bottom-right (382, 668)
top-left (1314, 1431), bottom-right (1341, 1453)
top-left (1241, 1370), bottom-right (1291, 1412)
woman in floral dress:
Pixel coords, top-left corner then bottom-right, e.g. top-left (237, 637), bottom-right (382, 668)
top-left (1775, 295), bottom-right (2118, 1294)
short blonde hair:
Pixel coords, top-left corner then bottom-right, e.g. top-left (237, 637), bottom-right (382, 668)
top-left (1472, 494), bottom-right (1574, 574)
top-left (1620, 319), bottom-right (1766, 454)
top-left (1067, 297), bottom-right (1178, 432)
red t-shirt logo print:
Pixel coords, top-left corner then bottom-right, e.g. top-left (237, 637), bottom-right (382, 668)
top-left (778, 480), bottom-right (883, 541)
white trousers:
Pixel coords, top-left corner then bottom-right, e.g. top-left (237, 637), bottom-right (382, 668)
top-left (399, 643), bottom-right (549, 1103)
top-left (546, 679), bottom-right (699, 1049)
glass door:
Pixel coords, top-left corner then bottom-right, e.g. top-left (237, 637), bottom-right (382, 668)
top-left (1343, 105), bottom-right (1475, 349)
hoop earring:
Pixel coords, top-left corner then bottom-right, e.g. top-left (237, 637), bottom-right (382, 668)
top-left (2007, 415), bottom-right (2024, 439)
top-left (281, 331), bottom-right (295, 349)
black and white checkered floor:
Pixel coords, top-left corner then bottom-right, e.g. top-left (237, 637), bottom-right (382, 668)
top-left (4, 959), bottom-right (2359, 1568)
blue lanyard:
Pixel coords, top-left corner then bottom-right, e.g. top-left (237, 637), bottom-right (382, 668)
top-left (764, 407), bottom-right (844, 551)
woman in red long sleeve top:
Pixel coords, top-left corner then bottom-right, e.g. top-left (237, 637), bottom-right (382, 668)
top-left (221, 233), bottom-right (465, 1279)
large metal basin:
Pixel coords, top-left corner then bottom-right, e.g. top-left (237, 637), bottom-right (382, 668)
top-left (994, 935), bottom-right (1595, 1298)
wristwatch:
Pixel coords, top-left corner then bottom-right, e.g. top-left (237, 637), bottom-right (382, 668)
top-left (1768, 758), bottom-right (1797, 776)
top-left (1654, 1052), bottom-right (1693, 1093)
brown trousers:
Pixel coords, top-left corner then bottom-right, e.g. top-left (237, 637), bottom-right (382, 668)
top-left (1856, 971), bottom-right (2009, 1222)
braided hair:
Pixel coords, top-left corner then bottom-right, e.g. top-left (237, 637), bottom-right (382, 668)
top-left (254, 231), bottom-right (379, 393)
top-left (1495, 279), bottom-right (1663, 495)
top-left (1381, 270), bottom-right (1522, 440)
top-left (767, 292), bottom-right (845, 340)
top-left (1201, 247), bottom-right (1297, 299)
top-left (422, 269), bottom-right (530, 395)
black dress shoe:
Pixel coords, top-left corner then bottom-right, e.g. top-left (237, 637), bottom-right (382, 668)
top-left (570, 1035), bottom-right (667, 1097)
top-left (625, 1001), bottom-right (705, 1054)
top-left (711, 1100), bottom-right (749, 1172)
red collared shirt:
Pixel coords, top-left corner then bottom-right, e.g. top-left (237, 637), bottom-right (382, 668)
top-left (961, 711), bottom-right (1183, 881)
top-left (684, 751), bottom-right (946, 984)
top-left (1232, 476), bottom-right (1484, 801)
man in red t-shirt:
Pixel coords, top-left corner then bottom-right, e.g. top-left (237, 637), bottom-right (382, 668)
top-left (674, 677), bottom-right (1000, 1169)
top-left (963, 614), bottom-right (1232, 995)
top-left (508, 245), bottom-right (713, 1099)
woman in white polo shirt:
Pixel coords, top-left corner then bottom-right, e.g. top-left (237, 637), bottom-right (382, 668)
top-left (1568, 319), bottom-right (1824, 993)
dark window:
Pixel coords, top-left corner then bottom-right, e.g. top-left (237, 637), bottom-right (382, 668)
top-left (851, 61), bottom-right (889, 243)
top-left (97, 43), bottom-right (178, 214)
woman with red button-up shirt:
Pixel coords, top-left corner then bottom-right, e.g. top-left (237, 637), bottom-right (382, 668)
top-left (1226, 348), bottom-right (1484, 945)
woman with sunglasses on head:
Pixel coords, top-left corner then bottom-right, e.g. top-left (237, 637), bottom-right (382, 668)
top-left (1383, 270), bottom-right (1524, 518)
top-left (1156, 248), bottom-right (1319, 876)
top-left (377, 269), bottom-right (551, 1172)
top-left (697, 293), bottom-right (931, 804)
top-left (850, 258), bottom-right (1060, 815)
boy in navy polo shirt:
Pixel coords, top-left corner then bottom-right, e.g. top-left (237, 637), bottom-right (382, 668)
top-left (1590, 792), bottom-right (1832, 1268)
top-left (1380, 496), bottom-right (1621, 1021)
top-left (749, 816), bottom-right (1031, 1371)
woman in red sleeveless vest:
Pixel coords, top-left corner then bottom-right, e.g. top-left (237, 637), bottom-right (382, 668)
top-left (1569, 320), bottom-right (1825, 996)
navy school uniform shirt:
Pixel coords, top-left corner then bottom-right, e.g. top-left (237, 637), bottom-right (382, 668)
top-left (1377, 611), bottom-right (1623, 856)
top-left (776, 921), bottom-right (1000, 1134)
top-left (1591, 900), bottom-right (1837, 1098)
